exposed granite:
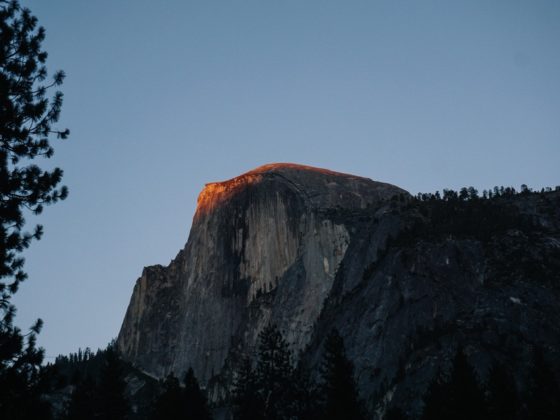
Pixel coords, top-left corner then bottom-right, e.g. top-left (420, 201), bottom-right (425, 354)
top-left (117, 163), bottom-right (405, 387)
top-left (118, 164), bottom-right (560, 418)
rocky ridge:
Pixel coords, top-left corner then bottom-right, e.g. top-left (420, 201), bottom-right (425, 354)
top-left (117, 164), bottom-right (560, 417)
top-left (118, 164), bottom-right (404, 385)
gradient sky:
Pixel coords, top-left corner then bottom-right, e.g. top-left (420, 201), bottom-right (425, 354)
top-left (11, 0), bottom-right (560, 359)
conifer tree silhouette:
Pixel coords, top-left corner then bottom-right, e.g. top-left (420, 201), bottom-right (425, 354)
top-left (232, 356), bottom-right (265, 420)
top-left (255, 323), bottom-right (293, 420)
top-left (527, 348), bottom-right (560, 420)
top-left (1, 1), bottom-right (69, 417)
top-left (96, 347), bottom-right (130, 420)
top-left (289, 364), bottom-right (320, 420)
top-left (151, 369), bottom-right (212, 420)
top-left (65, 375), bottom-right (96, 420)
top-left (183, 367), bottom-right (212, 420)
top-left (485, 362), bottom-right (519, 420)
top-left (383, 406), bottom-right (408, 420)
top-left (320, 329), bottom-right (366, 420)
top-left (151, 373), bottom-right (187, 420)
top-left (421, 348), bottom-right (486, 420)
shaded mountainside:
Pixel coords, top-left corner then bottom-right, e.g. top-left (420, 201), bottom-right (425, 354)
top-left (117, 163), bottom-right (404, 388)
top-left (304, 188), bottom-right (560, 417)
top-left (117, 164), bottom-right (560, 417)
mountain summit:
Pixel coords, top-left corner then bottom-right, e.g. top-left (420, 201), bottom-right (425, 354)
top-left (117, 165), bottom-right (560, 415)
top-left (195, 163), bottom-right (402, 217)
top-left (118, 164), bottom-right (404, 382)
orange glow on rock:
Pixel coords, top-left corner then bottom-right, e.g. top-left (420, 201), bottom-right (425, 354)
top-left (194, 163), bottom-right (363, 218)
top-left (244, 162), bottom-right (359, 178)
top-left (195, 173), bottom-right (262, 218)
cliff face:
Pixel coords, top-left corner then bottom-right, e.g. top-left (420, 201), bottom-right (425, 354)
top-left (300, 188), bottom-right (560, 416)
top-left (117, 164), bottom-right (405, 385)
top-left (118, 164), bottom-right (560, 416)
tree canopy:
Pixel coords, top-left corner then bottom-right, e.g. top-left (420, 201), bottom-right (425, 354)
top-left (0, 1), bottom-right (69, 417)
top-left (0, 0), bottom-right (69, 299)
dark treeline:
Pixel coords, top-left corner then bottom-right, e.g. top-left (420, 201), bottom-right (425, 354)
top-left (412, 184), bottom-right (557, 202)
top-left (358, 184), bottom-right (560, 290)
top-left (3, 1), bottom-right (559, 419)
top-left (49, 342), bottom-right (210, 420)
top-left (381, 184), bottom-right (560, 290)
top-left (231, 326), bottom-right (560, 420)
top-left (150, 368), bottom-right (212, 420)
top-left (49, 325), bottom-right (366, 420)
top-left (390, 184), bottom-right (558, 243)
top-left (62, 344), bottom-right (129, 420)
top-left (231, 325), bottom-right (366, 420)
top-left (55, 342), bottom-right (119, 385)
top-left (398, 346), bottom-right (560, 420)
top-left (4, 326), bottom-right (560, 419)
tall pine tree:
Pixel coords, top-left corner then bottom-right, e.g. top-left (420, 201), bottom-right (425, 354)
top-left (421, 348), bottom-right (486, 420)
top-left (65, 375), bottom-right (96, 420)
top-left (1, 1), bottom-right (69, 417)
top-left (485, 362), bottom-right (519, 420)
top-left (151, 373), bottom-right (187, 420)
top-left (421, 375), bottom-right (449, 420)
top-left (183, 367), bottom-right (212, 420)
top-left (255, 323), bottom-right (293, 420)
top-left (96, 346), bottom-right (129, 420)
top-left (319, 329), bottom-right (366, 420)
top-left (288, 364), bottom-right (320, 420)
top-left (151, 369), bottom-right (212, 420)
top-left (232, 356), bottom-right (265, 420)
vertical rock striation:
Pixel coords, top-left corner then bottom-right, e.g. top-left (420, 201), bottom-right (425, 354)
top-left (117, 164), bottom-right (405, 386)
top-left (118, 164), bottom-right (560, 416)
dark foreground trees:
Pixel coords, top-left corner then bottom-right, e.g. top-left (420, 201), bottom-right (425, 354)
top-left (97, 347), bottom-right (130, 420)
top-left (58, 342), bottom-right (215, 420)
top-left (422, 348), bottom-right (486, 420)
top-left (256, 323), bottom-right (294, 420)
top-left (233, 323), bottom-right (294, 420)
top-left (65, 375), bottom-right (96, 420)
top-left (183, 368), bottom-right (213, 420)
top-left (64, 345), bottom-right (130, 420)
top-left (55, 332), bottom-right (560, 420)
top-left (421, 346), bottom-right (560, 420)
top-left (232, 356), bottom-right (264, 420)
top-left (485, 362), bottom-right (519, 420)
top-left (151, 368), bottom-right (212, 420)
top-left (233, 325), bottom-right (364, 420)
top-left (1, 0), bottom-right (69, 418)
top-left (151, 374), bottom-right (185, 420)
top-left (526, 348), bottom-right (560, 420)
top-left (319, 329), bottom-right (366, 420)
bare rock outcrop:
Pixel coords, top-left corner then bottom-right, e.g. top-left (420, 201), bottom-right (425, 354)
top-left (118, 164), bottom-right (560, 416)
top-left (117, 164), bottom-right (405, 386)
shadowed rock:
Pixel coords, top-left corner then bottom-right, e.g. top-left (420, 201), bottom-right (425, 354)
top-left (117, 164), bottom-right (405, 391)
top-left (118, 164), bottom-right (560, 416)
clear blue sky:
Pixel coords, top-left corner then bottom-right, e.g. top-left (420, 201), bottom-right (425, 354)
top-left (12, 0), bottom-right (560, 359)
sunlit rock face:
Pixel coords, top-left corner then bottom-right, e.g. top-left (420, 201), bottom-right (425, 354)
top-left (117, 163), bottom-right (405, 386)
top-left (118, 164), bottom-right (560, 416)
